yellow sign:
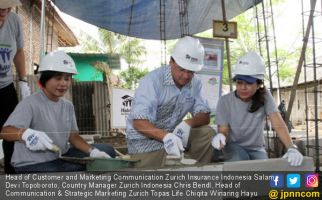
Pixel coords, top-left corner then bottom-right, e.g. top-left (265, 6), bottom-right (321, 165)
top-left (213, 20), bottom-right (237, 39)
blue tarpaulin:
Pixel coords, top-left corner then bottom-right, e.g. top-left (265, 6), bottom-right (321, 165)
top-left (54, 0), bottom-right (261, 40)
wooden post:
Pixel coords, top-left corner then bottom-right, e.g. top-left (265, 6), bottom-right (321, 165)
top-left (286, 0), bottom-right (317, 122)
top-left (221, 0), bottom-right (233, 91)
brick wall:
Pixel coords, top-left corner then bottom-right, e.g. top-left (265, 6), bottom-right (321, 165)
top-left (13, 0), bottom-right (60, 76)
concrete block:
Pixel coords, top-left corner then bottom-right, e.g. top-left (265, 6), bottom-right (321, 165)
top-left (158, 163), bottom-right (224, 171)
top-left (155, 158), bottom-right (314, 199)
top-left (155, 157), bottom-right (314, 172)
top-left (223, 156), bottom-right (314, 171)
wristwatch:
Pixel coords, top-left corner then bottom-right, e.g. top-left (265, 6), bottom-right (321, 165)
top-left (287, 143), bottom-right (298, 150)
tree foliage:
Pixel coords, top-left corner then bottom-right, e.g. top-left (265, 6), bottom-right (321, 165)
top-left (79, 31), bottom-right (104, 53)
top-left (119, 38), bottom-right (147, 68)
top-left (119, 67), bottom-right (149, 89)
top-left (98, 29), bottom-right (127, 54)
top-left (78, 28), bottom-right (147, 89)
top-left (196, 0), bottom-right (296, 85)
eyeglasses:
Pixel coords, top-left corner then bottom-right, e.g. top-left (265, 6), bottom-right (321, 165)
top-left (175, 65), bottom-right (194, 75)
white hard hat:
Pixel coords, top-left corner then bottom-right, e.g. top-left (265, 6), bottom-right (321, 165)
top-left (233, 51), bottom-right (265, 80)
top-left (39, 50), bottom-right (78, 74)
top-left (0, 0), bottom-right (21, 9)
top-left (171, 36), bottom-right (205, 72)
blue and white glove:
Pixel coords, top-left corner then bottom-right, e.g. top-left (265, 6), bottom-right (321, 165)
top-left (173, 121), bottom-right (191, 148)
top-left (211, 133), bottom-right (226, 150)
top-left (18, 81), bottom-right (31, 99)
top-left (282, 148), bottom-right (303, 166)
top-left (163, 133), bottom-right (184, 157)
top-left (89, 148), bottom-right (111, 158)
top-left (22, 128), bottom-right (53, 151)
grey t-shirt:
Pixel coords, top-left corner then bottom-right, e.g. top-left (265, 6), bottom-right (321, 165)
top-left (0, 12), bottom-right (24, 89)
top-left (215, 89), bottom-right (278, 150)
top-left (3, 90), bottom-right (78, 167)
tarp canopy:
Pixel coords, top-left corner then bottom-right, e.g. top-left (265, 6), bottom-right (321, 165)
top-left (54, 0), bottom-right (261, 40)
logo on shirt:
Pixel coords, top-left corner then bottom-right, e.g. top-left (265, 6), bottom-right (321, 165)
top-left (0, 47), bottom-right (12, 63)
top-left (0, 46), bottom-right (12, 76)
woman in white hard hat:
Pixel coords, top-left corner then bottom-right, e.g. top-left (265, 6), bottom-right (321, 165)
top-left (211, 52), bottom-right (303, 166)
top-left (0, 50), bottom-right (116, 173)
top-left (0, 0), bottom-right (30, 174)
top-left (126, 36), bottom-right (215, 168)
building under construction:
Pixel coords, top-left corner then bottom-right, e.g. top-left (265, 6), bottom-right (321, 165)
top-left (1, 0), bottom-right (321, 196)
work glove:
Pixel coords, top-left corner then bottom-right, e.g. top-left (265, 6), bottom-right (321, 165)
top-left (211, 133), bottom-right (226, 150)
top-left (163, 133), bottom-right (184, 157)
top-left (22, 128), bottom-right (53, 151)
top-left (18, 81), bottom-right (31, 99)
top-left (173, 121), bottom-right (191, 148)
top-left (282, 148), bottom-right (303, 166)
top-left (89, 148), bottom-right (111, 158)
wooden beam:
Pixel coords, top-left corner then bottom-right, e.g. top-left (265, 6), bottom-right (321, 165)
top-left (286, 0), bottom-right (317, 122)
top-left (221, 0), bottom-right (233, 91)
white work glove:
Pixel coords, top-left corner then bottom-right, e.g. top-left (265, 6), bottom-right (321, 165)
top-left (211, 133), bottom-right (226, 150)
top-left (22, 128), bottom-right (53, 151)
top-left (282, 148), bottom-right (303, 166)
top-left (173, 121), bottom-right (191, 148)
top-left (163, 133), bottom-right (184, 157)
top-left (89, 148), bottom-right (111, 158)
top-left (18, 81), bottom-right (31, 99)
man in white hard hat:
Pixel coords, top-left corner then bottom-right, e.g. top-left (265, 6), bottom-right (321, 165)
top-left (0, 0), bottom-right (30, 174)
top-left (212, 51), bottom-right (303, 166)
top-left (126, 36), bottom-right (215, 168)
top-left (1, 51), bottom-right (116, 173)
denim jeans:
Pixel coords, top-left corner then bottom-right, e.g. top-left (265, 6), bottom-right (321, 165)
top-left (222, 143), bottom-right (268, 162)
top-left (14, 144), bottom-right (116, 173)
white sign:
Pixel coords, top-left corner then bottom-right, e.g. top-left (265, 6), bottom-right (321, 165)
top-left (195, 73), bottom-right (221, 112)
top-left (194, 37), bottom-right (224, 113)
top-left (195, 36), bottom-right (224, 73)
top-left (204, 48), bottom-right (222, 71)
top-left (111, 87), bottom-right (134, 128)
top-left (213, 20), bottom-right (238, 38)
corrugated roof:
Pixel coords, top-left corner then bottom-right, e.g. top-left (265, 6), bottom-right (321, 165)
top-left (33, 0), bottom-right (78, 47)
top-left (68, 53), bottom-right (121, 69)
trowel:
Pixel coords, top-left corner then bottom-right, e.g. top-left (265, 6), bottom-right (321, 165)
top-left (50, 144), bottom-right (94, 164)
top-left (165, 152), bottom-right (197, 166)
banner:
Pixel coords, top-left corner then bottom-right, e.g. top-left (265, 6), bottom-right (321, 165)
top-left (195, 73), bottom-right (221, 113)
top-left (195, 37), bottom-right (224, 112)
top-left (111, 87), bottom-right (134, 128)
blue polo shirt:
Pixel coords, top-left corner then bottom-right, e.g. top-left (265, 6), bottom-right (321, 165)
top-left (126, 66), bottom-right (210, 154)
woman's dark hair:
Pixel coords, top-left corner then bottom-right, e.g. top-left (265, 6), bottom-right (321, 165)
top-left (248, 79), bottom-right (266, 113)
top-left (39, 71), bottom-right (65, 87)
